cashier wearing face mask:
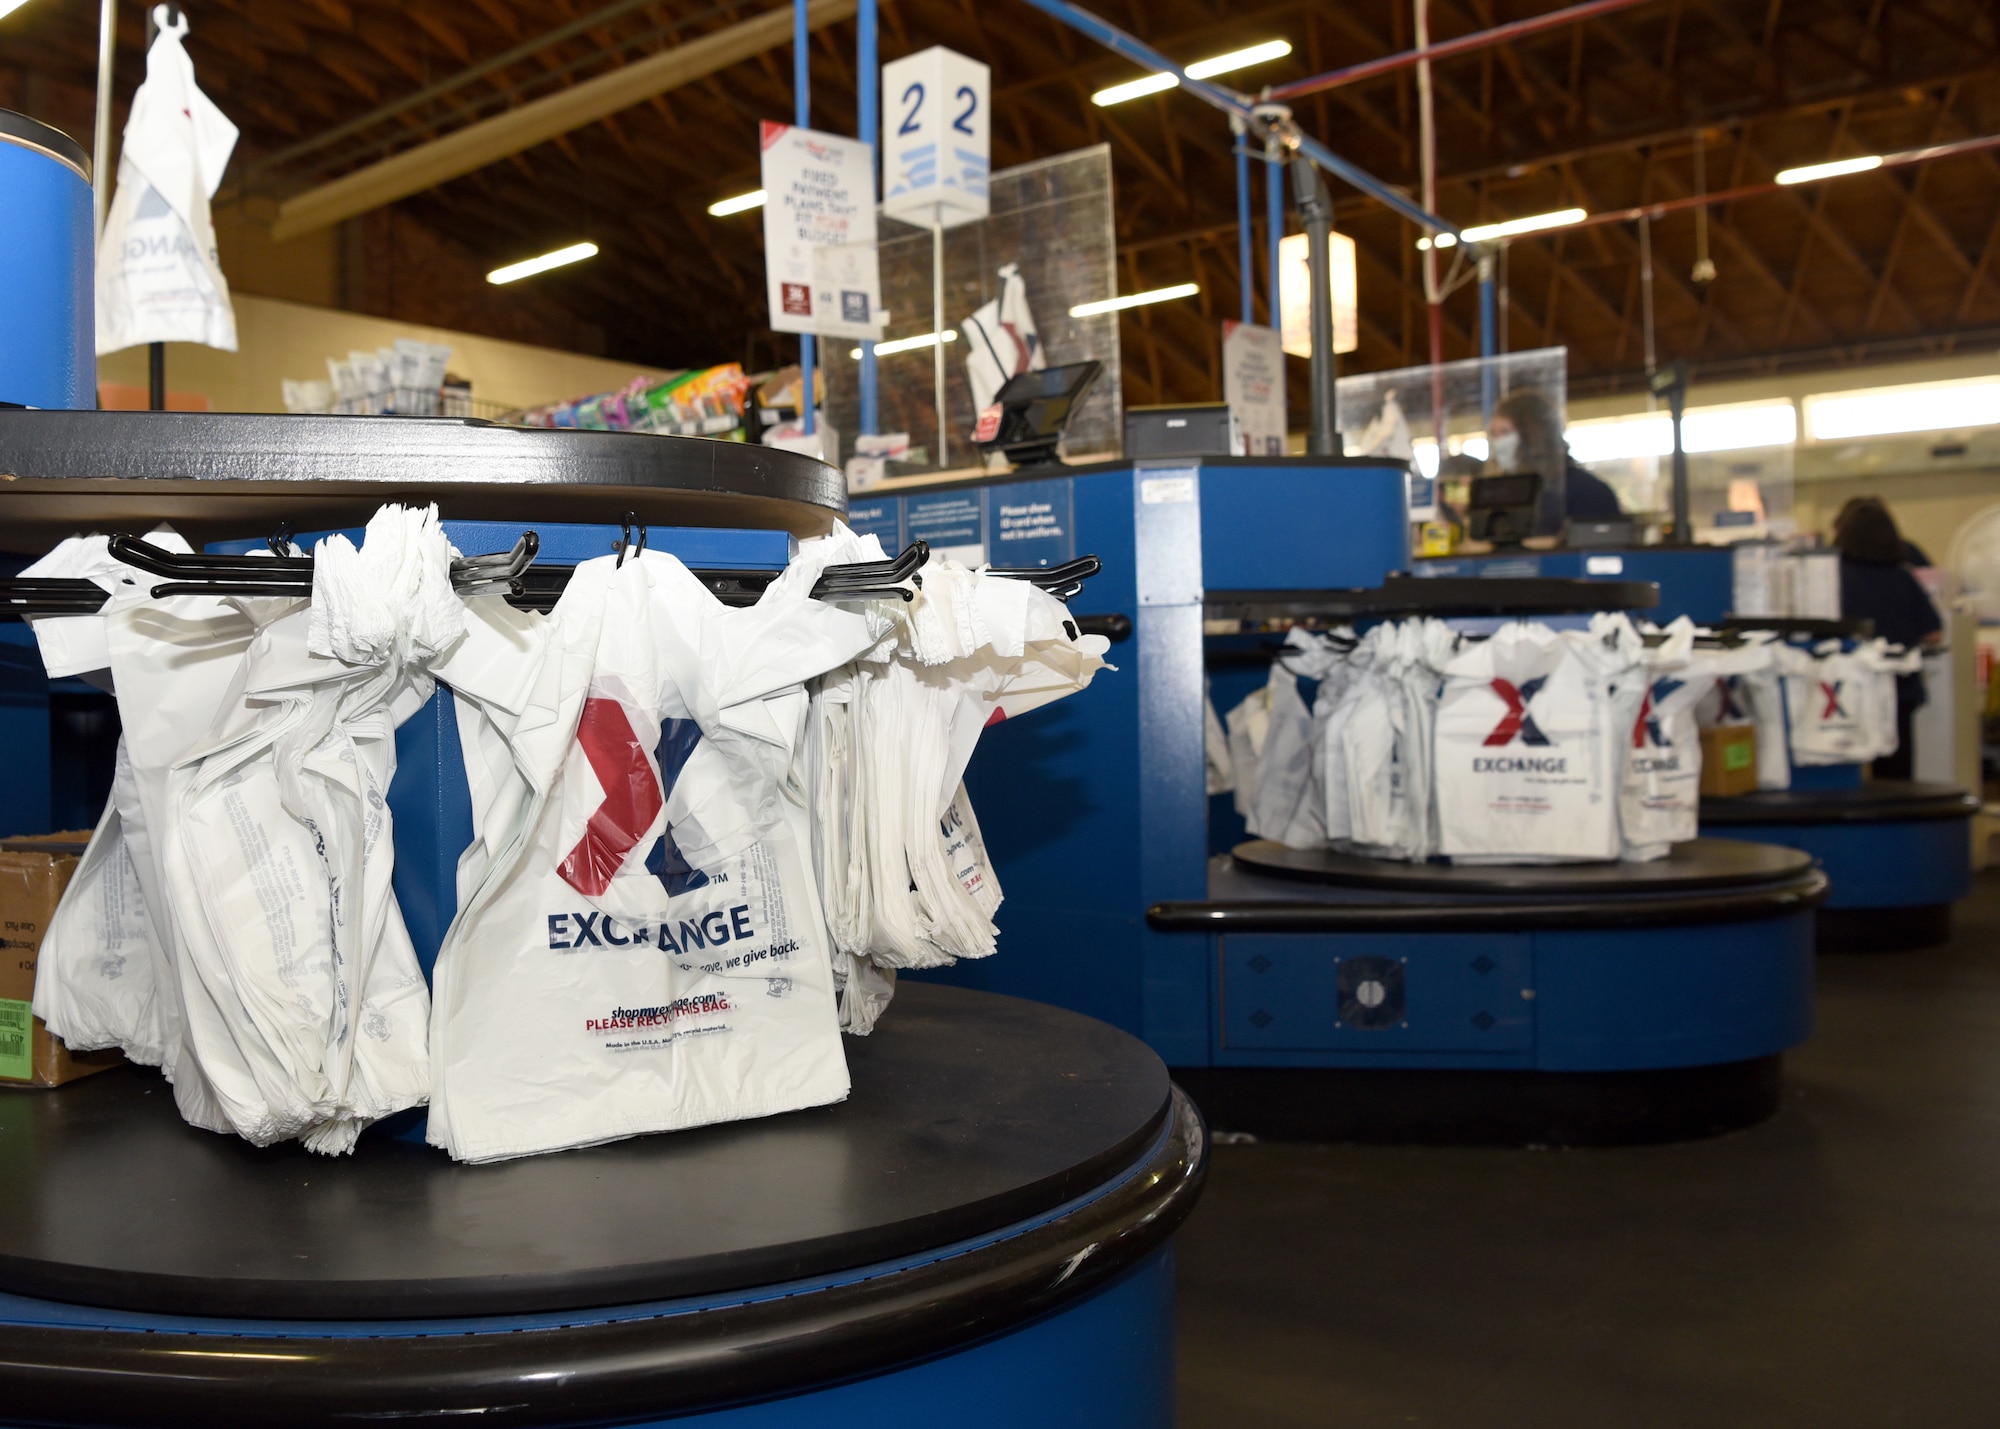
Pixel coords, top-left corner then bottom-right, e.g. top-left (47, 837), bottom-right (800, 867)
top-left (1487, 390), bottom-right (1624, 538)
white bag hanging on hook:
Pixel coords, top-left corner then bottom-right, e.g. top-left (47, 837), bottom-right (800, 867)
top-left (96, 6), bottom-right (239, 355)
top-left (1696, 634), bottom-right (1789, 791)
top-left (1619, 618), bottom-right (1713, 861)
top-left (1246, 628), bottom-right (1354, 849)
top-left (427, 541), bottom-right (883, 1162)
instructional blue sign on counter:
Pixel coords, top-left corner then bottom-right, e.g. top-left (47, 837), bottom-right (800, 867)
top-left (845, 497), bottom-right (905, 551)
top-left (985, 477), bottom-right (1075, 568)
top-left (906, 490), bottom-right (986, 563)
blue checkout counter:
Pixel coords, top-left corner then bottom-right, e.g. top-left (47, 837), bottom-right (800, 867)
top-left (906, 458), bottom-right (1822, 1143)
top-left (1418, 546), bottom-right (1977, 951)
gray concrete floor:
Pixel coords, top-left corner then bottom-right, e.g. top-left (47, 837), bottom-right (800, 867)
top-left (1175, 870), bottom-right (2000, 1427)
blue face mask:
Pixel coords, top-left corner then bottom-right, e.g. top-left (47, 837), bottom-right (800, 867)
top-left (1489, 431), bottom-right (1522, 470)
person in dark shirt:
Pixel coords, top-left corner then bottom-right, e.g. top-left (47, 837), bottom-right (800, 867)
top-left (1487, 390), bottom-right (1625, 537)
top-left (1834, 497), bottom-right (1943, 780)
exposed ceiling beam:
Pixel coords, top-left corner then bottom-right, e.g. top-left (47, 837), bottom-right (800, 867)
top-left (270, 0), bottom-right (856, 242)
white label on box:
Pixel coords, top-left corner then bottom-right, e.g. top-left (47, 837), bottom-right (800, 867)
top-left (1141, 475), bottom-right (1196, 504)
top-left (1585, 555), bottom-right (1625, 574)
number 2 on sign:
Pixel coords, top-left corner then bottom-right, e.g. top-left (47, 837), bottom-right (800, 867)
top-left (953, 86), bottom-right (977, 134)
top-left (898, 82), bottom-right (924, 135)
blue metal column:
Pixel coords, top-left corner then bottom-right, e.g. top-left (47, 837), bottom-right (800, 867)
top-left (1478, 247), bottom-right (1498, 420)
top-left (1234, 120), bottom-right (1253, 325)
top-left (857, 0), bottom-right (879, 436)
top-left (794, 0), bottom-right (816, 438)
top-left (1265, 149), bottom-right (1283, 333)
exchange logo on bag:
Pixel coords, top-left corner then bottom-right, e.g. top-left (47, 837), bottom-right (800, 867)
top-left (1483, 677), bottom-right (1550, 747)
top-left (1819, 680), bottom-right (1848, 719)
top-left (558, 698), bottom-right (710, 899)
top-left (1632, 677), bottom-right (1686, 748)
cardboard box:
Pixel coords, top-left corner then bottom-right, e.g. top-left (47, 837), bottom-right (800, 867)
top-left (0, 847), bottom-right (123, 1087)
top-left (1700, 725), bottom-right (1760, 799)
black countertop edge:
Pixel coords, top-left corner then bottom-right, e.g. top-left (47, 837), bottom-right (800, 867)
top-left (0, 110), bottom-right (89, 183)
top-left (0, 1089), bottom-right (1205, 1429)
top-left (1700, 790), bottom-right (1981, 826)
top-left (0, 1086), bottom-right (1173, 1322)
top-left (1147, 872), bottom-right (1829, 933)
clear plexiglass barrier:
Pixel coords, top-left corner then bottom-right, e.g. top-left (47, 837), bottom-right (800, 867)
top-left (825, 146), bottom-right (1123, 476)
top-left (1337, 348), bottom-right (1568, 524)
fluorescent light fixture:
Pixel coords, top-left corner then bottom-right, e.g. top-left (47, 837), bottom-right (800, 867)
top-left (1803, 377), bottom-right (2000, 441)
top-left (1776, 155), bottom-right (1882, 186)
top-left (1566, 401), bottom-right (1798, 464)
top-left (1070, 283), bottom-right (1199, 317)
top-left (1092, 39), bottom-right (1292, 106)
top-left (486, 241), bottom-right (598, 285)
top-left (1419, 207), bottom-right (1588, 250)
top-left (1277, 232), bottom-right (1357, 357)
top-left (849, 329), bottom-right (956, 359)
top-left (707, 189), bottom-right (767, 216)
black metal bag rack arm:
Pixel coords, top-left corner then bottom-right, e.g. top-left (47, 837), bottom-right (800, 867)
top-left (0, 529), bottom-right (1105, 618)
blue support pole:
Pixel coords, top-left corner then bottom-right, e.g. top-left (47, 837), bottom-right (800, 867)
top-left (857, 0), bottom-right (879, 436)
top-left (1478, 248), bottom-right (1497, 421)
top-left (1234, 122), bottom-right (1253, 326)
top-left (795, 0), bottom-right (816, 439)
top-left (1265, 150), bottom-right (1283, 334)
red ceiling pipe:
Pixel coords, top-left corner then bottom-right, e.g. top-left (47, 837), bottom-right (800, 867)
top-left (1266, 0), bottom-right (1660, 102)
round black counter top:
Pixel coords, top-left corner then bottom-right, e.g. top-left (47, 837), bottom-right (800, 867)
top-left (0, 984), bottom-right (1171, 1321)
top-left (1230, 836), bottom-right (1814, 895)
top-left (0, 411), bottom-right (846, 552)
top-left (1700, 779), bottom-right (1979, 826)
top-left (1148, 838), bottom-right (1827, 934)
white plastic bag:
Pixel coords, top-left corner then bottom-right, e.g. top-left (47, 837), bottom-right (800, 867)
top-left (95, 6), bottom-right (238, 355)
top-left (1779, 639), bottom-right (1913, 766)
top-left (427, 544), bottom-right (883, 1161)
top-left (1434, 616), bottom-right (1639, 863)
top-left (1246, 628), bottom-right (1354, 849)
top-left (1336, 619), bottom-right (1450, 862)
top-left (1224, 688), bottom-right (1270, 820)
top-left (1619, 618), bottom-right (1712, 860)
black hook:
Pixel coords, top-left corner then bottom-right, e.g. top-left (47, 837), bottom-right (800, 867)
top-left (617, 513), bottom-right (647, 568)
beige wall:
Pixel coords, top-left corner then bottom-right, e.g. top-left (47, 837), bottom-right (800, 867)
top-left (1568, 351), bottom-right (2000, 571)
top-left (95, 292), bottom-right (665, 416)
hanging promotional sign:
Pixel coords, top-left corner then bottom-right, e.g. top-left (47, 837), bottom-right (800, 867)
top-left (1222, 321), bottom-right (1288, 457)
top-left (759, 121), bottom-right (883, 340)
top-left (880, 46), bottom-right (990, 229)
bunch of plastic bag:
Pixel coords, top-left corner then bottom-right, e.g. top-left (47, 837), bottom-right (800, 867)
top-left (805, 553), bottom-right (1111, 1035)
top-left (1777, 637), bottom-right (1919, 766)
top-left (1434, 614), bottom-right (1644, 864)
top-left (26, 509), bottom-right (451, 1151)
top-left (1320, 619), bottom-right (1452, 861)
top-left (1240, 628), bottom-right (1357, 849)
top-left (425, 532), bottom-right (887, 1163)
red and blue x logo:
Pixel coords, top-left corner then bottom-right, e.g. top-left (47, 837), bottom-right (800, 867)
top-left (1484, 676), bottom-right (1551, 747)
top-left (1632, 676), bottom-right (1686, 748)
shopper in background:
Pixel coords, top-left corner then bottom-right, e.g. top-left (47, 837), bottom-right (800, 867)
top-left (1835, 494), bottom-right (1933, 568)
top-left (1833, 496), bottom-right (1942, 780)
top-left (1486, 390), bottom-right (1624, 537)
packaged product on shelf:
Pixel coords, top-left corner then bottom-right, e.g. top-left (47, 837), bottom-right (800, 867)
top-left (426, 535), bottom-right (886, 1163)
top-left (1244, 628), bottom-right (1357, 850)
top-left (1434, 615), bottom-right (1641, 863)
top-left (0, 840), bottom-right (124, 1088)
top-left (1619, 618), bottom-right (1714, 861)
